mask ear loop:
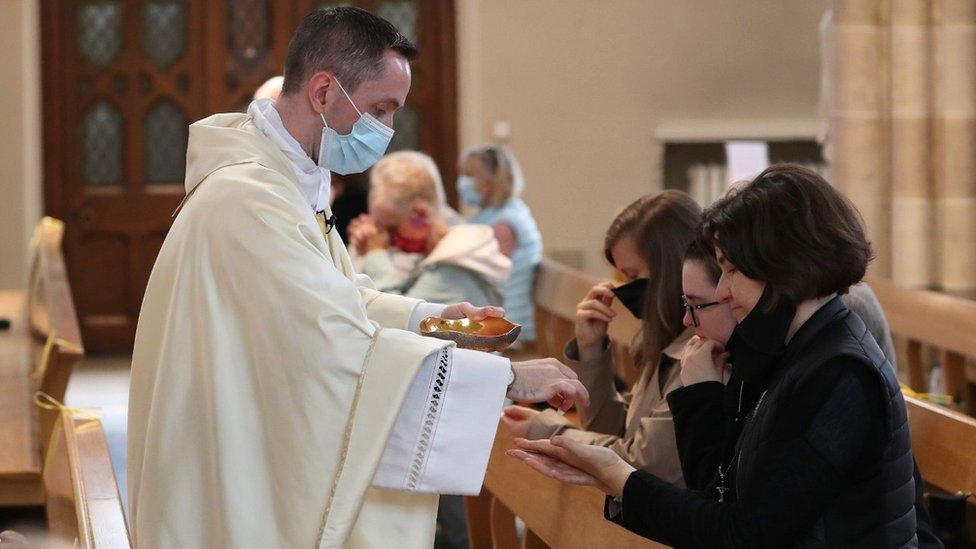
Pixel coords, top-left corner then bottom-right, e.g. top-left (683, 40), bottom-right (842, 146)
top-left (318, 76), bottom-right (362, 126)
top-left (333, 77), bottom-right (363, 117)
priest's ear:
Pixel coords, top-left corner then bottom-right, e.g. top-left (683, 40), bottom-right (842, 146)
top-left (306, 72), bottom-right (336, 114)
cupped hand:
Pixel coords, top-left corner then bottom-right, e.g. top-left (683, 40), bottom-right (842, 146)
top-left (506, 436), bottom-right (635, 497)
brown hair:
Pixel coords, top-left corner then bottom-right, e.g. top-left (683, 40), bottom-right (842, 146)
top-left (604, 190), bottom-right (702, 368)
top-left (683, 240), bottom-right (722, 286)
top-left (282, 7), bottom-right (418, 95)
top-left (699, 164), bottom-right (873, 307)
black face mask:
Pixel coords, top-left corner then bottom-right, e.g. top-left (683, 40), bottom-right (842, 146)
top-left (611, 278), bottom-right (649, 319)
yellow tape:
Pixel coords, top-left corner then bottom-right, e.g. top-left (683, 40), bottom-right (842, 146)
top-left (33, 391), bottom-right (101, 420)
top-left (899, 382), bottom-right (954, 407)
top-left (29, 331), bottom-right (58, 382)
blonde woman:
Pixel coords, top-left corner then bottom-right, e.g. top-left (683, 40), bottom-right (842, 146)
top-left (457, 146), bottom-right (543, 342)
top-left (349, 151), bottom-right (511, 307)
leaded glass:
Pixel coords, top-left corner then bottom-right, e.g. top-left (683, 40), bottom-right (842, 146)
top-left (378, 1), bottom-right (419, 43)
top-left (228, 0), bottom-right (270, 72)
top-left (145, 101), bottom-right (188, 184)
top-left (78, 2), bottom-right (123, 69)
top-left (143, 2), bottom-right (186, 70)
top-left (389, 103), bottom-right (420, 152)
top-left (82, 101), bottom-right (124, 187)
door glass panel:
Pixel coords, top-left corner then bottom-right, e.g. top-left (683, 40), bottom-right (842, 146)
top-left (228, 0), bottom-right (270, 72)
top-left (378, 1), bottom-right (419, 43)
top-left (78, 2), bottom-right (124, 69)
top-left (145, 100), bottom-right (188, 185)
top-left (143, 2), bottom-right (187, 70)
top-left (82, 101), bottom-right (124, 187)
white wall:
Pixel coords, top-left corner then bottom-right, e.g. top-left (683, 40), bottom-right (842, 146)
top-left (0, 0), bottom-right (43, 290)
top-left (457, 0), bottom-right (827, 275)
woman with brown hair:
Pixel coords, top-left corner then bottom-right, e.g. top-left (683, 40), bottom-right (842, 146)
top-left (508, 165), bottom-right (928, 548)
top-left (501, 190), bottom-right (707, 486)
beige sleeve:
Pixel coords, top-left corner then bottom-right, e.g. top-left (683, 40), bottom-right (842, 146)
top-left (564, 338), bottom-right (628, 437)
top-left (359, 285), bottom-right (424, 330)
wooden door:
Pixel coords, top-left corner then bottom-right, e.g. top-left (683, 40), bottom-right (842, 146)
top-left (42, 0), bottom-right (458, 352)
top-left (42, 1), bottom-right (209, 352)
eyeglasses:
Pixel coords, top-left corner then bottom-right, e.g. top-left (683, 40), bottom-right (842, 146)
top-left (682, 294), bottom-right (720, 327)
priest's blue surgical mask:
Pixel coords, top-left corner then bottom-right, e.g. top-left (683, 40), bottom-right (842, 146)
top-left (457, 175), bottom-right (484, 207)
top-left (318, 78), bottom-right (394, 175)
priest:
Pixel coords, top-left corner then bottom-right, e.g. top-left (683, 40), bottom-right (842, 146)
top-left (126, 7), bottom-right (587, 549)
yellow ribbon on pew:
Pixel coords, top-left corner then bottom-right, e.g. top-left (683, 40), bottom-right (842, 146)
top-left (33, 391), bottom-right (101, 420)
top-left (29, 331), bottom-right (57, 383)
top-left (899, 382), bottom-right (954, 407)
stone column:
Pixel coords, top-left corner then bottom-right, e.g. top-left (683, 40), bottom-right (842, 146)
top-left (890, 0), bottom-right (934, 288)
top-left (932, 0), bottom-right (976, 296)
top-left (830, 0), bottom-right (892, 277)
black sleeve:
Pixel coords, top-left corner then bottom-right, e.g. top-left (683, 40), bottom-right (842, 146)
top-left (607, 357), bottom-right (886, 548)
top-left (666, 381), bottom-right (727, 489)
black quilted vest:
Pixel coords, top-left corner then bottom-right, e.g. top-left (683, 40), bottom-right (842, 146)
top-left (734, 297), bottom-right (918, 548)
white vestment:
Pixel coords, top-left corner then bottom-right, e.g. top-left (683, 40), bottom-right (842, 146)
top-left (127, 111), bottom-right (508, 549)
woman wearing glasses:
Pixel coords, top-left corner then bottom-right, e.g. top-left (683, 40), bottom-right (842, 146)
top-left (508, 165), bottom-right (929, 548)
top-left (501, 190), bottom-right (734, 487)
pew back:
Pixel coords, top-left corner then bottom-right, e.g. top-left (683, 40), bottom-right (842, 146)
top-left (43, 410), bottom-right (131, 548)
top-left (0, 217), bottom-right (84, 506)
top-left (869, 277), bottom-right (976, 415)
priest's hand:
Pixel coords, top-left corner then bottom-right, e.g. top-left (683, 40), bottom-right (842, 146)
top-left (506, 436), bottom-right (635, 497)
top-left (500, 405), bottom-right (540, 438)
top-left (507, 359), bottom-right (590, 413)
top-left (441, 302), bottom-right (505, 321)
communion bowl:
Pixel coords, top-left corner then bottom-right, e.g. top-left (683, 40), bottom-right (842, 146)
top-left (419, 316), bottom-right (522, 352)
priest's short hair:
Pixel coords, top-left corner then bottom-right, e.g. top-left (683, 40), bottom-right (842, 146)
top-left (282, 6), bottom-right (418, 96)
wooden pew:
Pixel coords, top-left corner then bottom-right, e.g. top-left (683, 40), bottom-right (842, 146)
top-left (467, 428), bottom-right (664, 549)
top-left (0, 217), bottom-right (84, 506)
top-left (869, 277), bottom-right (976, 415)
top-left (43, 410), bottom-right (131, 548)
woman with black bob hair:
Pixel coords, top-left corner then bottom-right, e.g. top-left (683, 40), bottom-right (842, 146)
top-left (508, 165), bottom-right (927, 548)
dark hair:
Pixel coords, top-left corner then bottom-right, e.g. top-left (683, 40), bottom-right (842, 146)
top-left (604, 190), bottom-right (702, 369)
top-left (282, 7), bottom-right (418, 95)
top-left (699, 164), bottom-right (872, 307)
top-left (683, 240), bottom-right (722, 286)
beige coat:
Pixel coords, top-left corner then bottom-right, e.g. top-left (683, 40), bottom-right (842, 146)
top-left (526, 328), bottom-right (693, 487)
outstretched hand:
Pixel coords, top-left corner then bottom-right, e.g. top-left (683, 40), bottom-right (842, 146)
top-left (506, 436), bottom-right (635, 497)
top-left (508, 359), bottom-right (590, 413)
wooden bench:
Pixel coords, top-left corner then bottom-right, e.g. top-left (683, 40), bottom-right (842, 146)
top-left (43, 409), bottom-right (131, 548)
top-left (0, 217), bottom-right (84, 506)
top-left (466, 428), bottom-right (664, 549)
top-left (869, 277), bottom-right (976, 415)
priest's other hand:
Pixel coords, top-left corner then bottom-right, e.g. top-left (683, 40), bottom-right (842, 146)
top-left (441, 302), bottom-right (505, 321)
top-left (506, 436), bottom-right (635, 497)
top-left (500, 405), bottom-right (540, 438)
top-left (507, 359), bottom-right (589, 412)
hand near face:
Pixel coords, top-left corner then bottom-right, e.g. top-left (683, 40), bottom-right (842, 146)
top-left (679, 335), bottom-right (730, 386)
top-left (500, 405), bottom-right (540, 439)
top-left (506, 436), bottom-right (635, 497)
top-left (347, 214), bottom-right (388, 255)
top-left (575, 282), bottom-right (616, 358)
